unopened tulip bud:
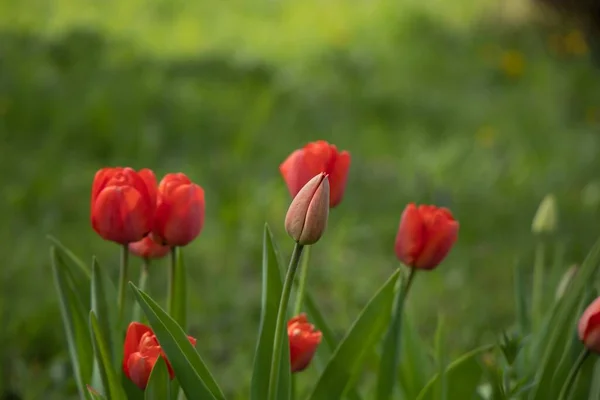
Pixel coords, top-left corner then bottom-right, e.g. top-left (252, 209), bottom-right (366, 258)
top-left (285, 173), bottom-right (330, 245)
top-left (579, 296), bottom-right (600, 353)
top-left (532, 194), bottom-right (558, 235)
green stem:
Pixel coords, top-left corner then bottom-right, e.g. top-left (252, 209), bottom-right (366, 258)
top-left (376, 267), bottom-right (417, 400)
top-left (532, 241), bottom-right (545, 331)
top-left (167, 247), bottom-right (177, 316)
top-left (117, 244), bottom-right (129, 325)
top-left (558, 349), bottom-right (590, 400)
top-left (267, 243), bottom-right (304, 400)
top-left (132, 259), bottom-right (150, 322)
top-left (293, 245), bottom-right (312, 316)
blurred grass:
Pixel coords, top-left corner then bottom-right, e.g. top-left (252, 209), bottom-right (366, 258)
top-left (2, 0), bottom-right (600, 398)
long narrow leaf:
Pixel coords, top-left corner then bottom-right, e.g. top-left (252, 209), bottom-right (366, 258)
top-left (89, 311), bottom-right (127, 400)
top-left (416, 345), bottom-right (493, 400)
top-left (51, 246), bottom-right (94, 400)
top-left (145, 356), bottom-right (171, 400)
top-left (398, 313), bottom-right (433, 399)
top-left (250, 224), bottom-right (288, 400)
top-left (529, 238), bottom-right (600, 400)
top-left (91, 257), bottom-right (119, 371)
top-left (48, 235), bottom-right (91, 278)
top-left (307, 270), bottom-right (400, 400)
top-left (129, 283), bottom-right (224, 400)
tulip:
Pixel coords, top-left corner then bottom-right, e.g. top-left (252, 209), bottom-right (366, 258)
top-left (129, 236), bottom-right (171, 260)
top-left (91, 167), bottom-right (156, 244)
top-left (578, 296), bottom-right (600, 353)
top-left (123, 322), bottom-right (197, 390)
top-left (394, 203), bottom-right (459, 270)
top-left (280, 140), bottom-right (350, 208)
top-left (288, 314), bottom-right (322, 373)
top-left (285, 173), bottom-right (330, 245)
top-left (153, 173), bottom-right (205, 246)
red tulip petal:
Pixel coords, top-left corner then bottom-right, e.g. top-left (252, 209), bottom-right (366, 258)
top-left (123, 323), bottom-right (153, 376)
top-left (91, 168), bottom-right (120, 209)
top-left (126, 352), bottom-right (155, 390)
top-left (138, 168), bottom-right (158, 207)
top-left (280, 150), bottom-right (313, 198)
top-left (394, 203), bottom-right (425, 266)
top-left (415, 213), bottom-right (459, 270)
top-left (154, 184), bottom-right (205, 246)
top-left (129, 236), bottom-right (171, 259)
top-left (329, 150), bottom-right (350, 207)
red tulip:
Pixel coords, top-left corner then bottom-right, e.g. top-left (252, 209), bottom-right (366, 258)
top-left (288, 314), bottom-right (322, 373)
top-left (129, 236), bottom-right (171, 259)
top-left (578, 296), bottom-right (600, 353)
top-left (153, 173), bottom-right (205, 246)
top-left (394, 203), bottom-right (459, 270)
top-left (280, 140), bottom-right (350, 208)
top-left (91, 167), bottom-right (156, 244)
top-left (123, 322), bottom-right (196, 390)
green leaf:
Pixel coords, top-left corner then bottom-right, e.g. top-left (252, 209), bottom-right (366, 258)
top-left (529, 238), bottom-right (600, 400)
top-left (129, 283), bottom-right (224, 400)
top-left (250, 224), bottom-right (289, 400)
top-left (568, 349), bottom-right (595, 400)
top-left (51, 246), bottom-right (94, 400)
top-left (398, 313), bottom-right (433, 399)
top-left (145, 356), bottom-right (171, 400)
top-left (307, 270), bottom-right (401, 400)
top-left (513, 260), bottom-right (529, 334)
top-left (416, 345), bottom-right (493, 400)
top-left (89, 311), bottom-right (128, 400)
top-left (87, 385), bottom-right (108, 400)
top-left (587, 358), bottom-right (600, 399)
top-left (48, 235), bottom-right (91, 278)
top-left (91, 257), bottom-right (120, 373)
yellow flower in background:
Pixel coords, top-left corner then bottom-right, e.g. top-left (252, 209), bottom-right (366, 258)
top-left (475, 126), bottom-right (496, 149)
top-left (500, 50), bottom-right (524, 78)
top-left (564, 30), bottom-right (588, 56)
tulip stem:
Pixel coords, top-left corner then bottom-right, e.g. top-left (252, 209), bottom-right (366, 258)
top-left (132, 259), bottom-right (150, 322)
top-left (293, 245), bottom-right (312, 316)
top-left (268, 242), bottom-right (304, 400)
top-left (167, 247), bottom-right (177, 316)
top-left (117, 244), bottom-right (129, 325)
top-left (558, 349), bottom-right (590, 400)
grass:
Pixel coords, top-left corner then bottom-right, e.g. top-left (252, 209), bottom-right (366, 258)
top-left (2, 0), bottom-right (600, 397)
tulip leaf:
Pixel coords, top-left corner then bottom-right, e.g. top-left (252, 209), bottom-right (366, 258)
top-left (91, 257), bottom-right (120, 373)
top-left (250, 224), bottom-right (290, 400)
top-left (48, 235), bottom-right (92, 278)
top-left (145, 356), bottom-right (172, 400)
top-left (129, 283), bottom-right (224, 400)
top-left (397, 313), bottom-right (433, 399)
top-left (415, 345), bottom-right (493, 400)
top-left (307, 270), bottom-right (400, 400)
top-left (89, 311), bottom-right (128, 400)
top-left (51, 246), bottom-right (94, 400)
top-left (87, 385), bottom-right (108, 400)
top-left (528, 238), bottom-right (600, 400)
top-left (566, 348), bottom-right (595, 400)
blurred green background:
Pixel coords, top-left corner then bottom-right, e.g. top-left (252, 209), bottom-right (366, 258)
top-left (2, 0), bottom-right (600, 398)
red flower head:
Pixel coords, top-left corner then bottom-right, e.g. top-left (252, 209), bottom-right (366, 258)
top-left (579, 296), bottom-right (600, 353)
top-left (288, 314), bottom-right (322, 373)
top-left (394, 203), bottom-right (459, 270)
top-left (129, 236), bottom-right (171, 260)
top-left (91, 168), bottom-right (156, 244)
top-left (280, 140), bottom-right (350, 208)
top-left (122, 322), bottom-right (197, 390)
top-left (152, 173), bottom-right (205, 246)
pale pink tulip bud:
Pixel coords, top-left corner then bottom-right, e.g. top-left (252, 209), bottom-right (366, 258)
top-left (285, 173), bottom-right (330, 245)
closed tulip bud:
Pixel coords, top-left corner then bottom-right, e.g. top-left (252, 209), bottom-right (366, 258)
top-left (285, 173), bottom-right (329, 245)
top-left (288, 314), bottom-right (322, 373)
top-left (91, 167), bottom-right (156, 244)
top-left (280, 140), bottom-right (350, 208)
top-left (129, 236), bottom-right (171, 260)
top-left (578, 296), bottom-right (600, 353)
top-left (532, 194), bottom-right (558, 235)
top-left (394, 203), bottom-right (459, 270)
top-left (153, 173), bottom-right (205, 247)
top-left (123, 322), bottom-right (196, 390)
